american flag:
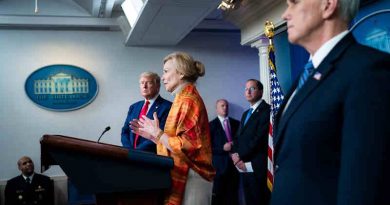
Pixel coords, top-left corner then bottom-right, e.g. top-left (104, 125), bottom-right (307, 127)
top-left (267, 44), bottom-right (284, 191)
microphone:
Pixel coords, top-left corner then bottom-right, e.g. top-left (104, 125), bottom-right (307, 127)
top-left (97, 126), bottom-right (111, 143)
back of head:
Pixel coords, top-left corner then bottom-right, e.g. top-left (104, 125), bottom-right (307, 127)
top-left (163, 51), bottom-right (205, 83)
top-left (338, 0), bottom-right (360, 22)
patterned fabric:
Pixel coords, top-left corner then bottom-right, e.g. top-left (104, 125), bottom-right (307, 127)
top-left (157, 83), bottom-right (215, 205)
top-left (267, 44), bottom-right (284, 191)
top-left (297, 60), bottom-right (314, 90)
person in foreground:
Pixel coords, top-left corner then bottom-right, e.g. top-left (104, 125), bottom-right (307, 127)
top-left (131, 51), bottom-right (215, 205)
top-left (271, 0), bottom-right (390, 205)
top-left (209, 99), bottom-right (240, 205)
top-left (5, 156), bottom-right (54, 205)
top-left (121, 71), bottom-right (172, 153)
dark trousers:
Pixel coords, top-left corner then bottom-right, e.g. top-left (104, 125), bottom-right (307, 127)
top-left (241, 173), bottom-right (270, 205)
top-left (212, 170), bottom-right (239, 205)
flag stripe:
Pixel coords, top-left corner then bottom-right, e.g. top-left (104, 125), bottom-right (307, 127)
top-left (267, 44), bottom-right (284, 192)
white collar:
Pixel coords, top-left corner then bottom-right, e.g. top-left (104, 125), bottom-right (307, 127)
top-left (249, 99), bottom-right (263, 111)
top-left (22, 173), bottom-right (34, 181)
top-left (217, 115), bottom-right (228, 123)
top-left (145, 94), bottom-right (158, 105)
top-left (311, 30), bottom-right (349, 68)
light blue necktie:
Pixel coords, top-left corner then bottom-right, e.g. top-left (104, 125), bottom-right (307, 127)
top-left (297, 60), bottom-right (314, 90)
top-left (244, 108), bottom-right (253, 125)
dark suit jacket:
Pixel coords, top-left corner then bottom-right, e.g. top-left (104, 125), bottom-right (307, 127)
top-left (209, 117), bottom-right (240, 176)
top-left (121, 95), bottom-right (172, 153)
top-left (210, 117), bottom-right (240, 205)
top-left (233, 101), bottom-right (270, 200)
top-left (271, 34), bottom-right (390, 205)
top-left (5, 173), bottom-right (54, 205)
top-left (232, 101), bottom-right (270, 181)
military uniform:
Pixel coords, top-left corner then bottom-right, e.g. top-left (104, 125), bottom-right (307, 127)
top-left (5, 173), bottom-right (54, 205)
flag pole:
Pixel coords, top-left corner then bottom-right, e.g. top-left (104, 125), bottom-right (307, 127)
top-left (265, 20), bottom-right (275, 70)
top-left (265, 20), bottom-right (284, 192)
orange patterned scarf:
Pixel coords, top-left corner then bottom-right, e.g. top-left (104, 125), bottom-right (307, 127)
top-left (157, 83), bottom-right (215, 205)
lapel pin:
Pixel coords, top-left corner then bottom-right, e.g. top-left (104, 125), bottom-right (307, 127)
top-left (313, 72), bottom-right (322, 80)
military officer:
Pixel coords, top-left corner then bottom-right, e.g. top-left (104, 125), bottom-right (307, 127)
top-left (5, 156), bottom-right (54, 205)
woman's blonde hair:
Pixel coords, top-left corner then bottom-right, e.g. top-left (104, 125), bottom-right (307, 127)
top-left (163, 51), bottom-right (205, 83)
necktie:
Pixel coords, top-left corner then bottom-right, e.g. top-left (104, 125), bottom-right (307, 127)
top-left (244, 108), bottom-right (253, 125)
top-left (26, 177), bottom-right (31, 184)
top-left (134, 100), bottom-right (150, 149)
top-left (223, 119), bottom-right (232, 142)
top-left (297, 60), bottom-right (314, 90)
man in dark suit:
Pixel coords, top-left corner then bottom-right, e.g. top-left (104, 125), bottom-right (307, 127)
top-left (5, 156), bottom-right (54, 205)
top-left (121, 71), bottom-right (172, 153)
top-left (271, 0), bottom-right (390, 205)
top-left (231, 79), bottom-right (270, 205)
top-left (209, 99), bottom-right (240, 205)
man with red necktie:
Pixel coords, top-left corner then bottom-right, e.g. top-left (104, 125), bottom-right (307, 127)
top-left (121, 71), bottom-right (172, 153)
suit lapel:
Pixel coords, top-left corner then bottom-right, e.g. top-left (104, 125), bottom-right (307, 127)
top-left (216, 119), bottom-right (227, 141)
top-left (239, 110), bottom-right (248, 134)
top-left (228, 118), bottom-right (237, 136)
top-left (18, 175), bottom-right (30, 189)
top-left (131, 100), bottom-right (146, 145)
top-left (239, 101), bottom-right (267, 134)
top-left (135, 101), bottom-right (144, 117)
top-left (136, 96), bottom-right (161, 145)
top-left (147, 95), bottom-right (161, 117)
top-left (274, 33), bottom-right (355, 148)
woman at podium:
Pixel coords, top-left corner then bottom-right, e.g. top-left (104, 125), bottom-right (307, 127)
top-left (131, 51), bottom-right (215, 205)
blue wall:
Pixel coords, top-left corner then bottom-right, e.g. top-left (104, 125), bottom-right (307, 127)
top-left (273, 31), bottom-right (309, 94)
top-left (273, 0), bottom-right (389, 93)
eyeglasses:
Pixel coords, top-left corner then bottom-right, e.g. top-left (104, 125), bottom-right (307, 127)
top-left (245, 86), bottom-right (257, 92)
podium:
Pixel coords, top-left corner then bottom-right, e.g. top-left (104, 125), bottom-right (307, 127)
top-left (40, 135), bottom-right (173, 205)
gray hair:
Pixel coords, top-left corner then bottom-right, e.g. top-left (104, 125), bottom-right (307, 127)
top-left (216, 99), bottom-right (228, 105)
top-left (139, 71), bottom-right (160, 86)
top-left (338, 0), bottom-right (360, 22)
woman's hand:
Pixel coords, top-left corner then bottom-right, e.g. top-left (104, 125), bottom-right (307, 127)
top-left (130, 112), bottom-right (161, 143)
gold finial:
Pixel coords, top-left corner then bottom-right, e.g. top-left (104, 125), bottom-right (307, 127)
top-left (264, 21), bottom-right (275, 39)
top-left (218, 0), bottom-right (236, 11)
top-left (265, 20), bottom-right (275, 45)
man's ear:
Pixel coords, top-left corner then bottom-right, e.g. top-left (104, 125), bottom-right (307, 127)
top-left (321, 0), bottom-right (338, 19)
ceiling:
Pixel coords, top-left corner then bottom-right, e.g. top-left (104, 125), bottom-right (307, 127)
top-left (0, 0), bottom-right (238, 46)
top-left (0, 0), bottom-right (377, 46)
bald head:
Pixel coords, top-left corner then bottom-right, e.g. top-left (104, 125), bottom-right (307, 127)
top-left (18, 156), bottom-right (35, 176)
top-left (216, 99), bottom-right (229, 118)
